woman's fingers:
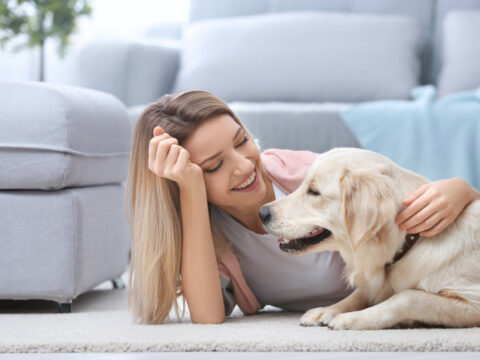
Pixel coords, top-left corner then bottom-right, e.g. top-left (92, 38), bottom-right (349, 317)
top-left (395, 191), bottom-right (432, 227)
top-left (155, 137), bottom-right (178, 167)
top-left (396, 178), bottom-right (473, 238)
top-left (153, 126), bottom-right (164, 137)
top-left (146, 129), bottom-right (201, 187)
top-left (419, 217), bottom-right (452, 238)
top-left (148, 133), bottom-right (174, 169)
top-left (174, 147), bottom-right (190, 170)
top-left (149, 137), bottom-right (178, 176)
top-left (400, 200), bottom-right (443, 232)
top-left (401, 183), bottom-right (429, 206)
top-left (404, 207), bottom-right (444, 234)
top-left (164, 144), bottom-right (182, 173)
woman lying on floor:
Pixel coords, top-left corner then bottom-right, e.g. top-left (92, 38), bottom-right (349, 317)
top-left (125, 90), bottom-right (480, 324)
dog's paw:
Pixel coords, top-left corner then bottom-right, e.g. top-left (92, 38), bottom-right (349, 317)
top-left (328, 311), bottom-right (379, 330)
top-left (300, 307), bottom-right (340, 327)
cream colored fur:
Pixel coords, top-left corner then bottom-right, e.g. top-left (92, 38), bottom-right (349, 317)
top-left (262, 147), bottom-right (480, 330)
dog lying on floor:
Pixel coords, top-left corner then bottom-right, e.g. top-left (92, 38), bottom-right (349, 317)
top-left (259, 147), bottom-right (480, 330)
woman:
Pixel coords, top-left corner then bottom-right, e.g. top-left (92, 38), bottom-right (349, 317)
top-left (125, 90), bottom-right (480, 325)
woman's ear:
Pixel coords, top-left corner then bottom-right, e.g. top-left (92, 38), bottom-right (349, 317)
top-left (340, 168), bottom-right (397, 249)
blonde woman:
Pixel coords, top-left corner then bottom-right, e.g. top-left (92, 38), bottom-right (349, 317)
top-left (125, 90), bottom-right (480, 325)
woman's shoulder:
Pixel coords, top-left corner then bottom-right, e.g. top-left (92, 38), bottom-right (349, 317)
top-left (260, 148), bottom-right (320, 193)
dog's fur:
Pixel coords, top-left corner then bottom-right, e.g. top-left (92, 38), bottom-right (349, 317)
top-left (261, 147), bottom-right (480, 330)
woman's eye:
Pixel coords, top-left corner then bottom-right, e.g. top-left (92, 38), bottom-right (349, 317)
top-left (204, 135), bottom-right (249, 174)
top-left (237, 135), bottom-right (249, 146)
top-left (206, 160), bottom-right (223, 173)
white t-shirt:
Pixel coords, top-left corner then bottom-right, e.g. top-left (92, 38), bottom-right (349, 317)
top-left (211, 182), bottom-right (352, 312)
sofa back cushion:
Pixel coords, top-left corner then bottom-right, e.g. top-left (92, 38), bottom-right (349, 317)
top-left (437, 11), bottom-right (480, 97)
top-left (173, 11), bottom-right (421, 102)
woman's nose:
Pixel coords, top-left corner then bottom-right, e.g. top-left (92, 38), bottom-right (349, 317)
top-left (233, 155), bottom-right (252, 176)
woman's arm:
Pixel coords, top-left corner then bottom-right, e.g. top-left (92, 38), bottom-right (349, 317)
top-left (180, 182), bottom-right (226, 324)
top-left (150, 126), bottom-right (225, 324)
top-left (395, 177), bottom-right (478, 238)
top-left (472, 185), bottom-right (480, 201)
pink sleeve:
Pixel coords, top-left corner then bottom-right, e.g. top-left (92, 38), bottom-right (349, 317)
top-left (260, 148), bottom-right (320, 193)
top-left (218, 248), bottom-right (262, 315)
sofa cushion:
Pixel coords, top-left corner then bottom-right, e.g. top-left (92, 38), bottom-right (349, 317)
top-left (229, 101), bottom-right (360, 153)
top-left (173, 11), bottom-right (422, 102)
top-left (0, 183), bottom-right (130, 301)
top-left (0, 81), bottom-right (132, 190)
top-left (437, 11), bottom-right (480, 97)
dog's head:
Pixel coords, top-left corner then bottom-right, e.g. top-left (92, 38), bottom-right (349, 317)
top-left (260, 148), bottom-right (404, 257)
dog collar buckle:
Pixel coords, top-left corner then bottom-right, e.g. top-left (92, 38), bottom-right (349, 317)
top-left (387, 233), bottom-right (420, 266)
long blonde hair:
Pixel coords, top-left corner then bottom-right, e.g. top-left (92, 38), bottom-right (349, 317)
top-left (125, 90), bottom-right (259, 324)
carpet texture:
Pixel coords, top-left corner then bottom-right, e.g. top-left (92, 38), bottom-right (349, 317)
top-left (1, 273), bottom-right (480, 353)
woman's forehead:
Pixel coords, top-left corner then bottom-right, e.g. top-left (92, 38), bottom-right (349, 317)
top-left (183, 114), bottom-right (241, 162)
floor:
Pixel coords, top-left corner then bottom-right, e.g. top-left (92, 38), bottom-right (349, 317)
top-left (1, 353), bottom-right (479, 360)
top-left (2, 273), bottom-right (479, 358)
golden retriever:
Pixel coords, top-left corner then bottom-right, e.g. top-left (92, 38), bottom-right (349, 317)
top-left (259, 147), bottom-right (480, 330)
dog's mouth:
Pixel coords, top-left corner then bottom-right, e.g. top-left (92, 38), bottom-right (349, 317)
top-left (278, 226), bottom-right (332, 253)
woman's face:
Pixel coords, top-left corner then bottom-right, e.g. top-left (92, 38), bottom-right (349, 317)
top-left (182, 114), bottom-right (269, 211)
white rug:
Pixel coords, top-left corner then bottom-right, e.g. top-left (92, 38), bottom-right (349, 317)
top-left (1, 272), bottom-right (480, 353)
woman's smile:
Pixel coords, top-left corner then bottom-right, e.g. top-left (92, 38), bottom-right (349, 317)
top-left (232, 167), bottom-right (261, 192)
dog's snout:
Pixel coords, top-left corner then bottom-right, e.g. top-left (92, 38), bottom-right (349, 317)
top-left (258, 206), bottom-right (272, 225)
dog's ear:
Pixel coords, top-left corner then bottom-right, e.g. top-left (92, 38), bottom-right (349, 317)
top-left (340, 168), bottom-right (397, 249)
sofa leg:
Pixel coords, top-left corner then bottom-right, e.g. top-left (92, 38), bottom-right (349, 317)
top-left (111, 277), bottom-right (125, 289)
top-left (57, 300), bottom-right (72, 313)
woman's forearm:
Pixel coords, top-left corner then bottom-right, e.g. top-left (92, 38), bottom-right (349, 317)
top-left (460, 178), bottom-right (480, 203)
top-left (471, 185), bottom-right (480, 201)
top-left (180, 183), bottom-right (225, 324)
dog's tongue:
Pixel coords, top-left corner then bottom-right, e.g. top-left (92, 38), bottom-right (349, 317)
top-left (277, 228), bottom-right (325, 243)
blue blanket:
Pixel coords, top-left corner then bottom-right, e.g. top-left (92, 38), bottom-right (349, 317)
top-left (341, 85), bottom-right (480, 190)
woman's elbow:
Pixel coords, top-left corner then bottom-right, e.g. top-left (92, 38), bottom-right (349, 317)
top-left (191, 314), bottom-right (225, 324)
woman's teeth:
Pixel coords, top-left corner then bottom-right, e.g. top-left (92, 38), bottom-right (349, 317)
top-left (234, 170), bottom-right (256, 190)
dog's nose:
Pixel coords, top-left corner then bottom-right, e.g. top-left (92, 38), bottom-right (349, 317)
top-left (258, 206), bottom-right (272, 225)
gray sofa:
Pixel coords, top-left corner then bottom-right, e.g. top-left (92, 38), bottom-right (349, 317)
top-left (72, 0), bottom-right (480, 156)
top-left (0, 81), bottom-right (132, 312)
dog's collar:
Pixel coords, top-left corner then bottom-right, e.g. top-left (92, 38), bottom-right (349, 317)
top-left (386, 233), bottom-right (420, 266)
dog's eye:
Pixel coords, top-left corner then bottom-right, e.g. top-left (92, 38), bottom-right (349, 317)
top-left (307, 188), bottom-right (321, 196)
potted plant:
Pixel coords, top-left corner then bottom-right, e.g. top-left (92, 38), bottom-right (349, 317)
top-left (0, 0), bottom-right (92, 81)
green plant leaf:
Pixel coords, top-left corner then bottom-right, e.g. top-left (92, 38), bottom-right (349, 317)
top-left (0, 0), bottom-right (92, 54)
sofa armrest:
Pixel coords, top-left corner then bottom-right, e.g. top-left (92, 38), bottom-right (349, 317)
top-left (73, 40), bottom-right (180, 107)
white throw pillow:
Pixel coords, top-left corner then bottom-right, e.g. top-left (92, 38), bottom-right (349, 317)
top-left (437, 11), bottom-right (480, 97)
top-left (173, 11), bottom-right (422, 102)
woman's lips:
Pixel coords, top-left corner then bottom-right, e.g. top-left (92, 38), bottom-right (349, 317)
top-left (232, 168), bottom-right (255, 189)
top-left (232, 168), bottom-right (260, 192)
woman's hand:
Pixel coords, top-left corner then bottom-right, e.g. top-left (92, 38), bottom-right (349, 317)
top-left (395, 178), bottom-right (476, 238)
top-left (148, 126), bottom-right (204, 189)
